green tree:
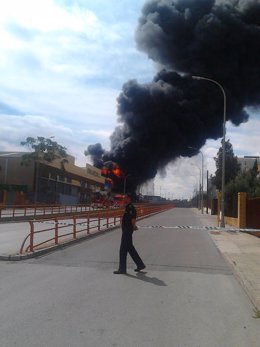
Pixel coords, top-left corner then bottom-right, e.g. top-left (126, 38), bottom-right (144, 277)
top-left (251, 159), bottom-right (258, 179)
top-left (20, 136), bottom-right (68, 167)
top-left (20, 136), bottom-right (68, 202)
top-left (225, 161), bottom-right (260, 216)
top-left (212, 139), bottom-right (240, 190)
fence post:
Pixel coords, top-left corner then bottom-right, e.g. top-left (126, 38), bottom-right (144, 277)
top-left (238, 192), bottom-right (247, 229)
top-left (87, 216), bottom-right (90, 234)
top-left (73, 217), bottom-right (77, 239)
top-left (29, 221), bottom-right (34, 252)
top-left (98, 217), bottom-right (101, 231)
top-left (55, 218), bottom-right (59, 245)
top-left (217, 191), bottom-right (221, 227)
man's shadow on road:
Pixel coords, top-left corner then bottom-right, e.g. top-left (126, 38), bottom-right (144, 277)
top-left (126, 272), bottom-right (167, 286)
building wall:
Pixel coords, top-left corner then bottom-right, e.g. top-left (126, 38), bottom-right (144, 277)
top-left (238, 156), bottom-right (260, 172)
top-left (0, 152), bottom-right (105, 204)
top-left (0, 156), bottom-right (34, 190)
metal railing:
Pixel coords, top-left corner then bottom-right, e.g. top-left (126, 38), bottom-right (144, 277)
top-left (20, 203), bottom-right (174, 254)
top-left (0, 203), bottom-right (97, 219)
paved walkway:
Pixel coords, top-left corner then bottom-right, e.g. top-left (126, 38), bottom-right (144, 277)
top-left (196, 210), bottom-right (260, 312)
top-left (1, 209), bottom-right (260, 312)
top-left (210, 229), bottom-right (260, 312)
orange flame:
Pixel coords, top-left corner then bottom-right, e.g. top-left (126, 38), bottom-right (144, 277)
top-left (102, 163), bottom-right (125, 178)
top-left (113, 168), bottom-right (122, 178)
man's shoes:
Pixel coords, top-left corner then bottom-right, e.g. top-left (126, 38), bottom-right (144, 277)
top-left (134, 265), bottom-right (146, 272)
top-left (113, 270), bottom-right (127, 275)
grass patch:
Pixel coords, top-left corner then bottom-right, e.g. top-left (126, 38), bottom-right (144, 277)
top-left (253, 309), bottom-right (260, 318)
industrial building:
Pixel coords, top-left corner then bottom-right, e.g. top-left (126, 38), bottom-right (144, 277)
top-left (0, 152), bottom-right (105, 205)
top-left (238, 156), bottom-right (260, 176)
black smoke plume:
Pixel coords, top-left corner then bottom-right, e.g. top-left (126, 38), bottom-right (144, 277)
top-left (85, 143), bottom-right (105, 169)
top-left (88, 0), bottom-right (260, 192)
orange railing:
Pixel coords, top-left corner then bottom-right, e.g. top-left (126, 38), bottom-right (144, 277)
top-left (20, 203), bottom-right (174, 254)
top-left (0, 203), bottom-right (95, 219)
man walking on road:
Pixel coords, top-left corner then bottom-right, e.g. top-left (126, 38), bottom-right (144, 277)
top-left (114, 194), bottom-right (146, 275)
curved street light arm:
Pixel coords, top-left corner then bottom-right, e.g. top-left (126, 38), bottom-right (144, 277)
top-left (192, 76), bottom-right (226, 227)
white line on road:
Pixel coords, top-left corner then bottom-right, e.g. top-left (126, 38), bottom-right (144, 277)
top-left (138, 225), bottom-right (260, 232)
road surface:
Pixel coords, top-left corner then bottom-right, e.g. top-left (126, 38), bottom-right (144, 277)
top-left (0, 208), bottom-right (259, 346)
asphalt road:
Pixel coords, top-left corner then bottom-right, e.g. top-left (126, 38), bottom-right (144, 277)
top-left (0, 208), bottom-right (259, 347)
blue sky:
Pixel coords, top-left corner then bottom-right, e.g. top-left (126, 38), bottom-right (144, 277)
top-left (0, 0), bottom-right (259, 199)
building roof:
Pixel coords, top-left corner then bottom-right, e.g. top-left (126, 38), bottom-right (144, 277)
top-left (39, 159), bottom-right (105, 184)
top-left (0, 151), bottom-right (105, 185)
top-left (0, 151), bottom-right (26, 158)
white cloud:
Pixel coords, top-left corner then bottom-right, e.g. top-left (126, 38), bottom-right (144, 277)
top-left (154, 158), bottom-right (199, 199)
top-left (80, 129), bottom-right (112, 139)
top-left (0, 0), bottom-right (259, 200)
top-left (0, 0), bottom-right (147, 172)
top-left (0, 0), bottom-right (151, 128)
top-left (153, 115), bottom-right (260, 199)
top-left (226, 118), bottom-right (260, 157)
top-left (0, 0), bottom-right (100, 34)
top-left (0, 114), bottom-right (110, 164)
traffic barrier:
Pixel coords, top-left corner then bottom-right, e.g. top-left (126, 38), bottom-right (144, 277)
top-left (0, 203), bottom-right (93, 219)
top-left (20, 203), bottom-right (174, 254)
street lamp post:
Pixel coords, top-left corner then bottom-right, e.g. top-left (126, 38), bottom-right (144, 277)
top-left (189, 147), bottom-right (204, 214)
top-left (192, 76), bottom-right (226, 227)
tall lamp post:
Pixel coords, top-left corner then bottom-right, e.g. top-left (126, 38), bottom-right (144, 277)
top-left (189, 147), bottom-right (204, 214)
top-left (192, 76), bottom-right (226, 227)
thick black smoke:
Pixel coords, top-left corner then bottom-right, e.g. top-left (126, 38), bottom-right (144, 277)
top-left (85, 143), bottom-right (105, 169)
top-left (89, 0), bottom-right (260, 191)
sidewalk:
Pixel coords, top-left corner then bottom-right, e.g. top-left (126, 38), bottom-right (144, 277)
top-left (197, 210), bottom-right (260, 312)
top-left (210, 229), bottom-right (260, 312)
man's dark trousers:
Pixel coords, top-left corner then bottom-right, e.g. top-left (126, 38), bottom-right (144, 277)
top-left (119, 230), bottom-right (145, 272)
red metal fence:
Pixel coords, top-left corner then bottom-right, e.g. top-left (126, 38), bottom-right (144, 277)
top-left (20, 203), bottom-right (174, 254)
top-left (0, 203), bottom-right (96, 219)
